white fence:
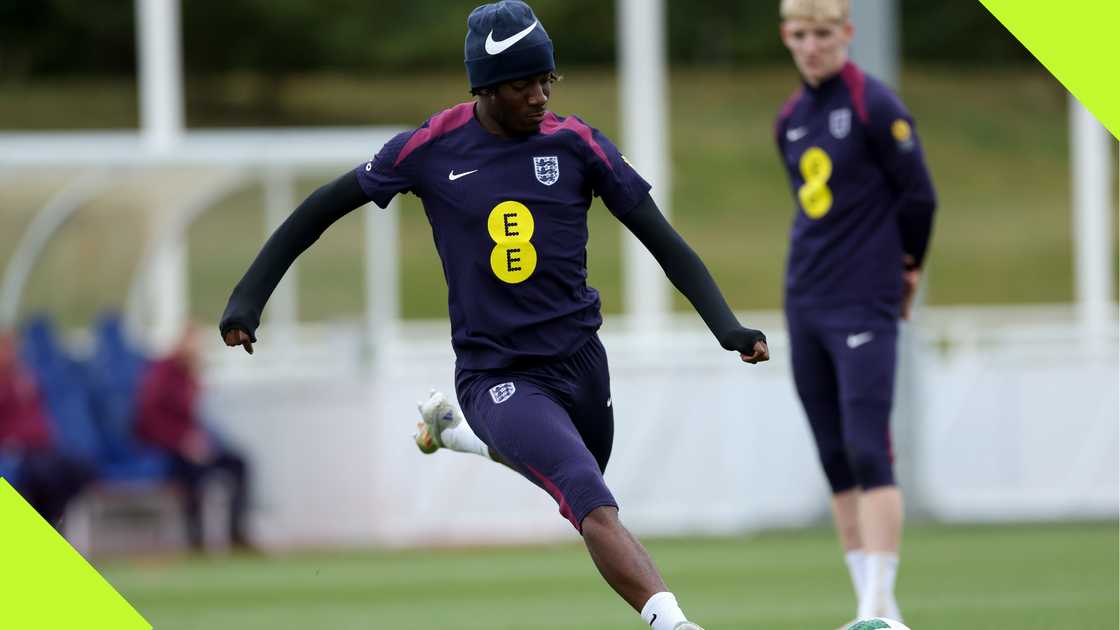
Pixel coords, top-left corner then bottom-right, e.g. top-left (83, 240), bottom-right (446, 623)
top-left (201, 305), bottom-right (1119, 550)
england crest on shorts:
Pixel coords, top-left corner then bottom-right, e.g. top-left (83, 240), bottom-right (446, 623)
top-left (489, 382), bottom-right (516, 404)
top-left (829, 108), bottom-right (851, 139)
top-left (533, 156), bottom-right (560, 186)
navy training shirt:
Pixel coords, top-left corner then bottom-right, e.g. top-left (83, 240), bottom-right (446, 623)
top-left (775, 62), bottom-right (936, 310)
top-left (356, 102), bottom-right (651, 369)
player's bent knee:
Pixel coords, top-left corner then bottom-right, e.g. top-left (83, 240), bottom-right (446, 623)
top-left (524, 460), bottom-right (617, 532)
top-left (840, 398), bottom-right (894, 489)
top-left (564, 467), bottom-right (618, 530)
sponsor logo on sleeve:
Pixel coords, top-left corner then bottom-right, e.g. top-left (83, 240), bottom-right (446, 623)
top-left (891, 118), bottom-right (915, 152)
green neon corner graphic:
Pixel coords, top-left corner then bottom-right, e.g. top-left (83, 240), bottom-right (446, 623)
top-left (0, 479), bottom-right (151, 629)
top-left (980, 0), bottom-right (1120, 139)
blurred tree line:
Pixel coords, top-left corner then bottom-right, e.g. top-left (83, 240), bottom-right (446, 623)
top-left (0, 0), bottom-right (1031, 80)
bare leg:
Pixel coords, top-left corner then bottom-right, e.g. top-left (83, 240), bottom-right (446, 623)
top-left (830, 488), bottom-right (863, 550)
top-left (581, 506), bottom-right (668, 611)
top-left (832, 487), bottom-right (866, 614)
top-left (859, 486), bottom-right (903, 552)
top-left (857, 485), bottom-right (904, 620)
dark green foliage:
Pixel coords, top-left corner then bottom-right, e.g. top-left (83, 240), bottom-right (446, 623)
top-left (0, 0), bottom-right (135, 78)
top-left (0, 0), bottom-right (1034, 80)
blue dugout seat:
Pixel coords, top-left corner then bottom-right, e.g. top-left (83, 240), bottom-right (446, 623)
top-left (19, 316), bottom-right (103, 465)
top-left (19, 314), bottom-right (171, 482)
top-left (86, 313), bottom-right (172, 482)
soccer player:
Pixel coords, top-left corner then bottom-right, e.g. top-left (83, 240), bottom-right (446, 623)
top-left (773, 0), bottom-right (937, 624)
top-left (219, 2), bottom-right (768, 628)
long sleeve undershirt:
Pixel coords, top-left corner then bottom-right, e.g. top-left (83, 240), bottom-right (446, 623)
top-left (617, 195), bottom-right (763, 352)
top-left (220, 175), bottom-right (763, 354)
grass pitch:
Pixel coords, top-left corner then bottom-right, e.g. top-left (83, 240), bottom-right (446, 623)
top-left (99, 522), bottom-right (1118, 629)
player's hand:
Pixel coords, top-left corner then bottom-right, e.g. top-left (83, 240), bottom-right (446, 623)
top-left (719, 327), bottom-right (769, 365)
top-left (901, 255), bottom-right (921, 321)
top-left (740, 339), bottom-right (770, 364)
top-left (223, 327), bottom-right (254, 355)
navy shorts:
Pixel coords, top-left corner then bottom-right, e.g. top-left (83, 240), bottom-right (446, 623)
top-left (786, 301), bottom-right (898, 493)
top-left (455, 334), bottom-right (616, 531)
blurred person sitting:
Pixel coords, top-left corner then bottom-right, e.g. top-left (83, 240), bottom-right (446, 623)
top-left (135, 325), bottom-right (253, 551)
top-left (0, 331), bottom-right (94, 527)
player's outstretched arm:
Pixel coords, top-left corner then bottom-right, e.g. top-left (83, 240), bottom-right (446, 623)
top-left (220, 170), bottom-right (369, 354)
top-left (617, 193), bottom-right (769, 364)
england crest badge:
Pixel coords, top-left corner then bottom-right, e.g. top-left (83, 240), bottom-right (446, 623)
top-left (533, 156), bottom-right (560, 186)
top-left (829, 108), bottom-right (851, 139)
top-left (489, 382), bottom-right (516, 404)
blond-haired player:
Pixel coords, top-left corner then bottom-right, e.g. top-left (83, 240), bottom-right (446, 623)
top-left (774, 0), bottom-right (937, 625)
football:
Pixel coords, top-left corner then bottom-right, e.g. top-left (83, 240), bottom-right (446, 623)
top-left (846, 619), bottom-right (911, 630)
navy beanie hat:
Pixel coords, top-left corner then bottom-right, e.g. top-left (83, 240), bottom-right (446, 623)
top-left (465, 1), bottom-right (555, 90)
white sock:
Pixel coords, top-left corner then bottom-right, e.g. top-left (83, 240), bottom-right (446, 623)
top-left (640, 592), bottom-right (688, 630)
top-left (844, 549), bottom-right (867, 602)
top-left (859, 552), bottom-right (900, 620)
top-left (439, 423), bottom-right (490, 459)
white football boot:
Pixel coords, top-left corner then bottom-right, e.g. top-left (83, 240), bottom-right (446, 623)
top-left (414, 390), bottom-right (463, 454)
top-left (674, 623), bottom-right (705, 630)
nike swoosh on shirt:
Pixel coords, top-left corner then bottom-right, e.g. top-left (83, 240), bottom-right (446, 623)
top-left (448, 169), bottom-right (479, 181)
top-left (846, 331), bottom-right (875, 349)
top-left (485, 20), bottom-right (540, 55)
top-left (786, 126), bottom-right (810, 142)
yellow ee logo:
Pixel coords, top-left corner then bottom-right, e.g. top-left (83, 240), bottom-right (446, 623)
top-left (891, 119), bottom-right (912, 143)
top-left (488, 201), bottom-right (538, 284)
top-left (797, 147), bottom-right (834, 220)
